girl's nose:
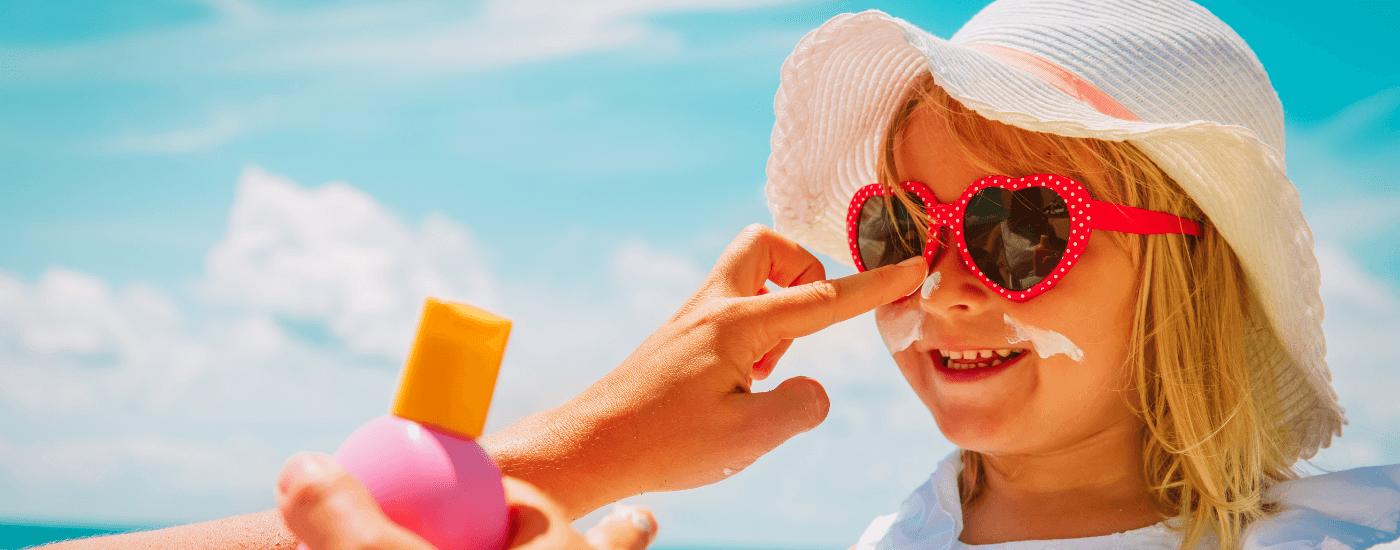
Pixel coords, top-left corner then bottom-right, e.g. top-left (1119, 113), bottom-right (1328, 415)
top-left (917, 234), bottom-right (993, 315)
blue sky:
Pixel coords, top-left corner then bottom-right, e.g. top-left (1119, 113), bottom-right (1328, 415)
top-left (1, 0), bottom-right (1399, 547)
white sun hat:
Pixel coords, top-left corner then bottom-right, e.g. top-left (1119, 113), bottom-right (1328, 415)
top-left (765, 0), bottom-right (1344, 461)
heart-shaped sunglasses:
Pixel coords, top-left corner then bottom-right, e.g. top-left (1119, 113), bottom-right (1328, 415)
top-left (847, 174), bottom-right (1202, 301)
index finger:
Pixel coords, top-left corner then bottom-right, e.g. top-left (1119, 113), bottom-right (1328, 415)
top-left (736, 256), bottom-right (927, 341)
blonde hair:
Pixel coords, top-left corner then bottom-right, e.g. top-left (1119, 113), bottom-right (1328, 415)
top-left (879, 74), bottom-right (1296, 550)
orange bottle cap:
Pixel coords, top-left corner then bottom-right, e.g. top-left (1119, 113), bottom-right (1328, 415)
top-left (391, 298), bottom-right (510, 439)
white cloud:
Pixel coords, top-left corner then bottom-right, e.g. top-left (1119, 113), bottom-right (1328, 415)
top-left (101, 103), bottom-right (277, 154)
top-left (0, 434), bottom-right (274, 493)
top-left (0, 433), bottom-right (284, 520)
top-left (1316, 243), bottom-right (1400, 315)
top-left (1310, 242), bottom-right (1400, 470)
top-left (4, 0), bottom-right (813, 82)
top-left (204, 165), bottom-right (496, 359)
top-left (1277, 88), bottom-right (1400, 472)
top-left (0, 268), bottom-right (197, 415)
top-left (610, 240), bottom-right (705, 319)
top-left (1290, 88), bottom-right (1400, 243)
top-left (0, 167), bottom-right (500, 522)
top-left (59, 0), bottom-right (816, 158)
top-left (193, 0), bottom-right (264, 24)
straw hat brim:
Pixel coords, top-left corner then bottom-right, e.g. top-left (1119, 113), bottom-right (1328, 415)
top-left (765, 10), bottom-right (1344, 461)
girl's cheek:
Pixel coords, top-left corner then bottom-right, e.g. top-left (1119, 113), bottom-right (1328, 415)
top-left (1003, 313), bottom-right (1085, 362)
top-left (873, 270), bottom-right (942, 355)
top-left (875, 299), bottom-right (928, 354)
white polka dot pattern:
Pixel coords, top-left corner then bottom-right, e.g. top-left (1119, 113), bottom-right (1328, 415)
top-left (846, 174), bottom-right (1197, 302)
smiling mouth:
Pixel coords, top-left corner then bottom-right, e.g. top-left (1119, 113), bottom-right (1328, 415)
top-left (938, 348), bottom-right (1026, 370)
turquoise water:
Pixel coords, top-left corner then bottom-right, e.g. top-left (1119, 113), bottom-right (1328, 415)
top-left (0, 521), bottom-right (154, 549)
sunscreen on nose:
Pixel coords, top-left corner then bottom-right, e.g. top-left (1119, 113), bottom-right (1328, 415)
top-left (322, 298), bottom-right (511, 550)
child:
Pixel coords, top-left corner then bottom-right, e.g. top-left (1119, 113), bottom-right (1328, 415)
top-left (765, 0), bottom-right (1400, 548)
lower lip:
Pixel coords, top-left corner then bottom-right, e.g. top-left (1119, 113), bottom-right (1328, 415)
top-left (933, 352), bottom-right (1026, 382)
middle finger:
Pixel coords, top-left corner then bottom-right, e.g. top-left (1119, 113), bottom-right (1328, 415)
top-left (707, 225), bottom-right (827, 298)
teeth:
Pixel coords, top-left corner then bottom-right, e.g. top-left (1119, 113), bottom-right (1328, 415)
top-left (940, 349), bottom-right (1024, 367)
top-left (943, 349), bottom-right (1013, 360)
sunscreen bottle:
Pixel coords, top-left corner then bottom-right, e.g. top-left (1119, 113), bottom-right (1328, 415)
top-left (323, 298), bottom-right (511, 550)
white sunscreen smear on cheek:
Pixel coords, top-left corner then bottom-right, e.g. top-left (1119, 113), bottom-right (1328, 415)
top-left (1004, 314), bottom-right (1085, 362)
top-left (920, 271), bottom-right (942, 300)
top-left (875, 302), bottom-right (926, 353)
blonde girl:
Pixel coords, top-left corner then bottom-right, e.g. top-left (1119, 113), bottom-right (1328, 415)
top-left (766, 0), bottom-right (1397, 548)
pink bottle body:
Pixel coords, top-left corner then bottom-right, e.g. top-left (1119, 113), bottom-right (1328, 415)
top-left (332, 414), bottom-right (509, 550)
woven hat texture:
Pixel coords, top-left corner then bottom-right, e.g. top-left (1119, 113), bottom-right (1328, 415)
top-left (765, 0), bottom-right (1344, 461)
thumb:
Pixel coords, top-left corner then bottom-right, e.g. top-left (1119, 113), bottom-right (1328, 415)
top-left (583, 504), bottom-right (657, 550)
top-left (276, 452), bottom-right (436, 550)
top-left (735, 376), bottom-right (830, 451)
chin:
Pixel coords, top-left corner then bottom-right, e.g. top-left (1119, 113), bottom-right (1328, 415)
top-left (895, 348), bottom-right (1040, 452)
top-left (928, 404), bottom-right (1024, 453)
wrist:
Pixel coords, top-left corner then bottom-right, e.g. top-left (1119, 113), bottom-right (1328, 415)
top-left (482, 402), bottom-right (640, 520)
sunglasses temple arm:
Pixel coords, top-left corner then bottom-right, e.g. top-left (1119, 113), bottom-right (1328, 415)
top-left (1088, 201), bottom-right (1201, 236)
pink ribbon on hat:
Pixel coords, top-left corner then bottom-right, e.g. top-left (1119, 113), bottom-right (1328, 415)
top-left (965, 43), bottom-right (1142, 122)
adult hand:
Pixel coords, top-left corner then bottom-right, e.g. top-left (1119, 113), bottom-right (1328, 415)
top-left (483, 224), bottom-right (927, 519)
top-left (276, 452), bottom-right (656, 550)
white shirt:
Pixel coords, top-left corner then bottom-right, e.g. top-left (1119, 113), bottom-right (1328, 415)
top-left (856, 453), bottom-right (1400, 550)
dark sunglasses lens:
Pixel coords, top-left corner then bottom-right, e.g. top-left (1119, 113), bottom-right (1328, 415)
top-left (857, 195), bottom-right (927, 270)
top-left (963, 188), bottom-right (1071, 292)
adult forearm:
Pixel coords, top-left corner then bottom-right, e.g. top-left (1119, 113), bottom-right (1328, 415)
top-left (481, 400), bottom-right (645, 522)
top-left (40, 510), bottom-right (297, 550)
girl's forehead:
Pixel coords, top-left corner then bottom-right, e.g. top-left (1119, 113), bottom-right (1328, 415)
top-left (896, 103), bottom-right (1106, 206)
top-left (895, 108), bottom-right (1011, 203)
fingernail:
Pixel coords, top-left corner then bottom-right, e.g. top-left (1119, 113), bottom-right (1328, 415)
top-left (896, 256), bottom-right (925, 267)
top-left (612, 504), bottom-right (653, 534)
top-left (279, 452), bottom-right (334, 495)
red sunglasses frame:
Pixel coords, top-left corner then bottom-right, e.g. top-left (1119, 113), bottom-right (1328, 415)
top-left (846, 174), bottom-right (1202, 302)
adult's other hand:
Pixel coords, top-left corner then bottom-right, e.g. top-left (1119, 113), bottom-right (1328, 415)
top-left (483, 224), bottom-right (926, 519)
top-left (276, 452), bottom-right (656, 550)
